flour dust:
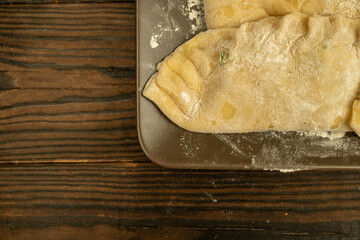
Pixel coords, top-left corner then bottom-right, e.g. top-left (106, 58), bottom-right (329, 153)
top-left (149, 0), bottom-right (205, 49)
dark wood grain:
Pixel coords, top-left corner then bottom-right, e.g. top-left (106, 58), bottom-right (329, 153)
top-left (0, 0), bottom-right (134, 4)
top-left (0, 226), bottom-right (341, 240)
top-left (1, 164), bottom-right (360, 238)
top-left (0, 3), bottom-right (140, 163)
top-left (1, 2), bottom-right (360, 239)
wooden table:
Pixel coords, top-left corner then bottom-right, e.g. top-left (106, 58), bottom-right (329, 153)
top-left (1, 0), bottom-right (360, 239)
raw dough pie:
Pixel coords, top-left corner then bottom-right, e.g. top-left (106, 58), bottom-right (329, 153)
top-left (204, 0), bottom-right (360, 29)
top-left (143, 13), bottom-right (360, 133)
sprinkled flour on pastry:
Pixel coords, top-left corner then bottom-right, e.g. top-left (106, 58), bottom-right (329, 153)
top-left (143, 0), bottom-right (360, 171)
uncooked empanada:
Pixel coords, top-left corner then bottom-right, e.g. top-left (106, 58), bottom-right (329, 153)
top-left (143, 13), bottom-right (360, 133)
top-left (204, 0), bottom-right (360, 29)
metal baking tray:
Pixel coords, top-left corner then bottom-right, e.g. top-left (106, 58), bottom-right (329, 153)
top-left (136, 0), bottom-right (360, 171)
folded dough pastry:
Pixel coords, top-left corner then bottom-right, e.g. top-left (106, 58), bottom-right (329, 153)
top-left (143, 13), bottom-right (360, 133)
top-left (204, 0), bottom-right (360, 29)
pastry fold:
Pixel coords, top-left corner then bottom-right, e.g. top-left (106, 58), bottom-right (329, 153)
top-left (143, 13), bottom-right (360, 133)
top-left (204, 0), bottom-right (360, 29)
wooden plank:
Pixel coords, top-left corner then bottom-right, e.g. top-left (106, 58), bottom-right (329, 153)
top-left (0, 226), bottom-right (350, 239)
top-left (0, 3), bottom-right (138, 163)
top-left (0, 0), bottom-right (135, 4)
top-left (0, 164), bottom-right (360, 237)
top-left (1, 2), bottom-right (360, 238)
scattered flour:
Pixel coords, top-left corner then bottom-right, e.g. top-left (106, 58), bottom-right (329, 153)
top-left (279, 169), bottom-right (302, 173)
top-left (183, 0), bottom-right (206, 34)
top-left (299, 131), bottom-right (346, 140)
top-left (146, 1), bottom-right (360, 171)
top-left (149, 0), bottom-right (205, 48)
top-left (213, 131), bottom-right (360, 172)
top-left (179, 132), bottom-right (200, 159)
top-left (150, 36), bottom-right (159, 48)
top-left (181, 91), bottom-right (191, 103)
top-left (148, 2), bottom-right (182, 49)
top-left (205, 192), bottom-right (218, 203)
top-left (141, 61), bottom-right (156, 72)
top-left (149, 19), bottom-right (181, 49)
top-left (214, 134), bottom-right (249, 157)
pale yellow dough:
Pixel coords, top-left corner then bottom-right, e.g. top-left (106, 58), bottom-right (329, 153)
top-left (350, 98), bottom-right (360, 136)
top-left (143, 13), bottom-right (360, 133)
top-left (204, 0), bottom-right (360, 29)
